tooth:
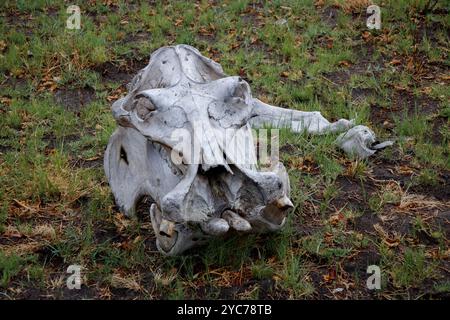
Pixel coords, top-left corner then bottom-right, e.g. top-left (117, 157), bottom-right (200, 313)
top-left (201, 218), bottom-right (229, 235)
top-left (275, 196), bottom-right (293, 210)
top-left (159, 219), bottom-right (176, 237)
top-left (222, 210), bottom-right (251, 232)
top-left (150, 205), bottom-right (178, 253)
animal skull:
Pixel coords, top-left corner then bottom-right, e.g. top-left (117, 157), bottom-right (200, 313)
top-left (104, 45), bottom-right (389, 255)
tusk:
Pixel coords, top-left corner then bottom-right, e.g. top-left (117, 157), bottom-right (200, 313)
top-left (275, 196), bottom-right (294, 210)
top-left (222, 210), bottom-right (252, 232)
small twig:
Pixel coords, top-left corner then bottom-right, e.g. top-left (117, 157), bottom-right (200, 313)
top-left (319, 75), bottom-right (339, 87)
top-left (12, 198), bottom-right (36, 212)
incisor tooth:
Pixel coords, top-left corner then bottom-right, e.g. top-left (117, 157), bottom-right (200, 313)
top-left (201, 218), bottom-right (229, 235)
top-left (222, 210), bottom-right (251, 232)
top-left (159, 219), bottom-right (175, 237)
top-left (275, 196), bottom-right (293, 210)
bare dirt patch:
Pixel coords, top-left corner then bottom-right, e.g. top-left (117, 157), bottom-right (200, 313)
top-left (54, 88), bottom-right (95, 113)
top-left (69, 157), bottom-right (104, 169)
top-left (332, 176), bottom-right (377, 213)
top-left (409, 171), bottom-right (450, 202)
top-left (369, 91), bottom-right (441, 128)
top-left (95, 59), bottom-right (149, 84)
top-left (323, 45), bottom-right (384, 87)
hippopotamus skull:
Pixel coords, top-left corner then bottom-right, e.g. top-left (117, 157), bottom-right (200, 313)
top-left (104, 45), bottom-right (389, 255)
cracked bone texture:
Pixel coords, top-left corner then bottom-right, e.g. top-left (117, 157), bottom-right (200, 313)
top-left (104, 44), bottom-right (389, 255)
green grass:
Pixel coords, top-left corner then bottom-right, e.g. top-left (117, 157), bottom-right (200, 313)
top-left (392, 248), bottom-right (435, 288)
top-left (280, 254), bottom-right (314, 298)
top-left (0, 0), bottom-right (448, 299)
top-left (0, 252), bottom-right (24, 288)
top-left (251, 262), bottom-right (275, 280)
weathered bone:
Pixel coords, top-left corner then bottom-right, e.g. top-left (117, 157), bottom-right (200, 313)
top-left (335, 125), bottom-right (394, 159)
top-left (104, 44), bottom-right (391, 255)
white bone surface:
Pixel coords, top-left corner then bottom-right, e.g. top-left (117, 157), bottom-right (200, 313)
top-left (335, 125), bottom-right (394, 159)
top-left (104, 45), bottom-right (392, 255)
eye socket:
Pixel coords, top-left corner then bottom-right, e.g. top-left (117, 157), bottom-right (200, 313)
top-left (233, 85), bottom-right (246, 100)
top-left (134, 96), bottom-right (156, 120)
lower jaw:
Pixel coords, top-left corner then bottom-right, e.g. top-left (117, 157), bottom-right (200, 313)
top-left (150, 201), bottom-right (291, 255)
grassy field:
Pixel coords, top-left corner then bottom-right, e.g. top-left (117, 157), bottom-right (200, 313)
top-left (0, 0), bottom-right (449, 299)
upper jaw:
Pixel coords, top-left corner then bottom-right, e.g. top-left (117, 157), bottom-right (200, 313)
top-left (158, 160), bottom-right (291, 224)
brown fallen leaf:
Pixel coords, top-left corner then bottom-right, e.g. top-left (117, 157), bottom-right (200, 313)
top-left (329, 212), bottom-right (345, 226)
top-left (238, 68), bottom-right (246, 78)
top-left (362, 31), bottom-right (372, 41)
top-left (110, 272), bottom-right (141, 291)
top-left (420, 87), bottom-right (432, 95)
top-left (230, 42), bottom-right (240, 50)
top-left (383, 237), bottom-right (400, 247)
top-left (339, 60), bottom-right (351, 67)
top-left (3, 242), bottom-right (42, 255)
top-left (198, 26), bottom-right (213, 36)
top-left (394, 85), bottom-right (407, 91)
top-left (0, 40), bottom-right (7, 52)
top-left (32, 224), bottom-right (56, 240)
top-left (174, 18), bottom-right (184, 27)
top-left (374, 223), bottom-right (400, 247)
top-left (0, 96), bottom-right (12, 107)
top-left (3, 225), bottom-right (22, 238)
top-left (406, 57), bottom-right (415, 71)
top-left (314, 0), bottom-right (325, 8)
top-left (37, 73), bottom-right (58, 92)
top-left (396, 165), bottom-right (414, 175)
top-left (288, 70), bottom-right (303, 81)
top-left (12, 199), bottom-right (36, 213)
top-left (114, 213), bottom-right (131, 233)
top-left (107, 87), bottom-right (126, 102)
top-left (390, 58), bottom-right (402, 66)
top-left (99, 286), bottom-right (112, 299)
top-left (323, 269), bottom-right (336, 283)
top-left (324, 232), bottom-right (334, 244)
top-left (382, 120), bottom-right (394, 129)
top-left (343, 0), bottom-right (373, 13)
